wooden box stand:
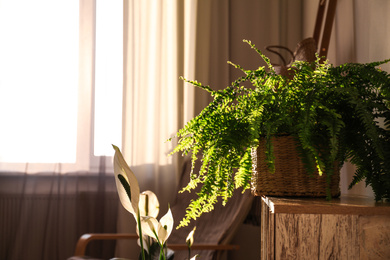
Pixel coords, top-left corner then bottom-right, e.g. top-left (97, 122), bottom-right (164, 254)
top-left (260, 195), bottom-right (390, 259)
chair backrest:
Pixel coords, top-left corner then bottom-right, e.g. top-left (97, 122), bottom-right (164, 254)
top-left (266, 0), bottom-right (338, 78)
top-left (313, 0), bottom-right (338, 60)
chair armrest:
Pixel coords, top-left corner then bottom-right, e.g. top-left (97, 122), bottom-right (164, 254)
top-left (74, 233), bottom-right (239, 256)
top-left (74, 233), bottom-right (138, 256)
top-left (168, 244), bottom-right (239, 251)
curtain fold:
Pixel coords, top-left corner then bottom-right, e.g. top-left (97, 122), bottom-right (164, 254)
top-left (3, 1), bottom-right (388, 260)
top-left (118, 0), bottom-right (305, 258)
top-left (328, 0), bottom-right (390, 197)
top-left (118, 1), bottom-right (185, 256)
top-left (194, 0), bottom-right (305, 115)
top-left (122, 0), bottom-right (183, 204)
top-left (0, 161), bottom-right (118, 260)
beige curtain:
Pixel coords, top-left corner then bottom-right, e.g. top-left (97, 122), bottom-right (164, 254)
top-left (194, 0), bottom-right (305, 114)
top-left (327, 0), bottom-right (390, 70)
top-left (117, 1), bottom-right (390, 258)
top-left (117, 0), bottom-right (390, 258)
top-left (117, 0), bottom-right (186, 257)
top-left (325, 0), bottom-right (390, 198)
top-left (118, 0), bottom-right (305, 258)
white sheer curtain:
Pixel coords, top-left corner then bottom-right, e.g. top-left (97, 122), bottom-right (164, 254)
top-left (117, 0), bottom-right (186, 256)
top-left (0, 1), bottom-right (120, 260)
top-left (122, 0), bottom-right (184, 199)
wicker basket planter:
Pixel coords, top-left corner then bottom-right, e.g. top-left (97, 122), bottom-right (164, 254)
top-left (251, 135), bottom-right (340, 197)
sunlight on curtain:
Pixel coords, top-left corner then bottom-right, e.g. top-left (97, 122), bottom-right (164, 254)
top-left (94, 0), bottom-right (123, 156)
top-left (118, 0), bottom-right (186, 257)
top-left (118, 0), bottom-right (306, 258)
top-left (0, 1), bottom-right (121, 259)
top-left (122, 0), bottom-right (182, 191)
top-left (0, 0), bottom-right (79, 164)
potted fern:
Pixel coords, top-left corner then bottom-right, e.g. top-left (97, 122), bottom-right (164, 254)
top-left (169, 40), bottom-right (390, 227)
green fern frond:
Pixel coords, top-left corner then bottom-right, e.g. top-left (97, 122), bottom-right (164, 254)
top-left (243, 39), bottom-right (274, 72)
top-left (171, 39), bottom-right (390, 227)
top-left (235, 148), bottom-right (252, 190)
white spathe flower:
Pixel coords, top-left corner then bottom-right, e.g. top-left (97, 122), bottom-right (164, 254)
top-left (136, 224), bottom-right (151, 254)
top-left (139, 190), bottom-right (160, 218)
top-left (141, 216), bottom-right (160, 238)
top-left (186, 226), bottom-right (196, 248)
top-left (137, 190), bottom-right (160, 253)
top-left (140, 208), bottom-right (174, 245)
top-left (112, 145), bottom-right (140, 218)
top-left (159, 208), bottom-right (174, 242)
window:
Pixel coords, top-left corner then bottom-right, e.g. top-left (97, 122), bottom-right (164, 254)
top-left (0, 0), bottom-right (122, 173)
top-left (94, 0), bottom-right (123, 157)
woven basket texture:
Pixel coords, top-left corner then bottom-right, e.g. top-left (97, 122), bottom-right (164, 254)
top-left (251, 135), bottom-right (340, 197)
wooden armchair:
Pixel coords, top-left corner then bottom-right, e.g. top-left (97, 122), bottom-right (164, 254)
top-left (313, 0), bottom-right (337, 60)
top-left (69, 2), bottom-right (339, 259)
top-left (71, 233), bottom-right (239, 259)
top-left (68, 155), bottom-right (253, 260)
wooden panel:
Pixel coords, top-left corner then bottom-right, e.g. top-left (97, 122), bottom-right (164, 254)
top-left (261, 198), bottom-right (274, 260)
top-left (318, 214), bottom-right (359, 259)
top-left (262, 196), bottom-right (390, 215)
top-left (275, 213), bottom-right (320, 259)
top-left (359, 215), bottom-right (390, 260)
top-left (260, 196), bottom-right (390, 260)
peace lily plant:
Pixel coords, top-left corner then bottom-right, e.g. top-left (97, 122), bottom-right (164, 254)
top-left (113, 145), bottom-right (198, 260)
top-left (186, 227), bottom-right (196, 260)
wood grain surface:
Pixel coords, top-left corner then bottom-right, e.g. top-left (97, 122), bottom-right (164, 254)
top-left (261, 196), bottom-right (390, 260)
